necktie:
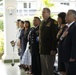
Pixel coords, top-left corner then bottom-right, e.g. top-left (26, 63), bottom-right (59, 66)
top-left (64, 26), bottom-right (68, 31)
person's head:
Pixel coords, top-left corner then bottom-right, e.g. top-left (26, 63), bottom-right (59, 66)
top-left (57, 12), bottom-right (66, 25)
top-left (16, 19), bottom-right (21, 28)
top-left (42, 8), bottom-right (50, 20)
top-left (24, 21), bottom-right (30, 29)
top-left (33, 17), bottom-right (41, 27)
top-left (66, 9), bottom-right (76, 24)
top-left (19, 20), bottom-right (24, 28)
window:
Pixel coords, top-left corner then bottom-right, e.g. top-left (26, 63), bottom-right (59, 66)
top-left (52, 0), bottom-right (69, 2)
top-left (19, 10), bottom-right (22, 13)
top-left (61, 3), bottom-right (69, 5)
top-left (29, 3), bottom-right (31, 8)
top-left (24, 3), bottom-right (27, 8)
top-left (70, 0), bottom-right (75, 1)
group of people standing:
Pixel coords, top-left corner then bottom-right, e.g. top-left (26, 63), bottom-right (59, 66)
top-left (57, 10), bottom-right (76, 75)
top-left (15, 7), bottom-right (76, 75)
top-left (16, 17), bottom-right (41, 75)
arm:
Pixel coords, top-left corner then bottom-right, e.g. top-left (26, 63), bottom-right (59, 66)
top-left (51, 21), bottom-right (58, 53)
top-left (19, 30), bottom-right (24, 40)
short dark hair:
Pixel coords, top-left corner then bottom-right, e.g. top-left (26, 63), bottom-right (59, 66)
top-left (58, 12), bottom-right (66, 24)
top-left (43, 8), bottom-right (51, 14)
top-left (34, 17), bottom-right (41, 22)
top-left (17, 19), bottom-right (21, 22)
top-left (20, 21), bottom-right (24, 24)
top-left (24, 21), bottom-right (30, 28)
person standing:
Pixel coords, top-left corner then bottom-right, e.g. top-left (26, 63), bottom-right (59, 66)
top-left (29, 17), bottom-right (41, 75)
top-left (21, 21), bottom-right (31, 58)
top-left (39, 8), bottom-right (58, 75)
top-left (18, 21), bottom-right (25, 68)
top-left (21, 21), bottom-right (31, 72)
top-left (61, 10), bottom-right (76, 75)
top-left (18, 21), bottom-right (25, 59)
top-left (56, 12), bottom-right (67, 75)
top-left (15, 19), bottom-right (21, 55)
top-left (16, 19), bottom-right (22, 42)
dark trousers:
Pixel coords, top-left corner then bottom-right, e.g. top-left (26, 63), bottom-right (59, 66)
top-left (65, 61), bottom-right (76, 75)
top-left (31, 53), bottom-right (41, 75)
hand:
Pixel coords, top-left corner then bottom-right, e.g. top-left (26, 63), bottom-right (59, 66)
top-left (69, 58), bottom-right (75, 62)
top-left (36, 37), bottom-right (39, 42)
top-left (56, 29), bottom-right (62, 39)
top-left (17, 39), bottom-right (21, 46)
top-left (62, 31), bottom-right (68, 38)
top-left (50, 50), bottom-right (56, 55)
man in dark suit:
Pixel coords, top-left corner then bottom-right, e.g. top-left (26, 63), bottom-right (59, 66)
top-left (60, 10), bottom-right (76, 75)
top-left (29, 17), bottom-right (41, 75)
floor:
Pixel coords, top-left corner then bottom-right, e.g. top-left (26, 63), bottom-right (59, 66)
top-left (0, 54), bottom-right (59, 75)
top-left (0, 60), bottom-right (29, 75)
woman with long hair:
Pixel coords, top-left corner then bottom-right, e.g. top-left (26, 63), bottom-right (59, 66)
top-left (21, 21), bottom-right (31, 74)
top-left (57, 12), bottom-right (67, 75)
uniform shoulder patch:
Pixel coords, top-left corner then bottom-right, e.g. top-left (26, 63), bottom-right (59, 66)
top-left (54, 21), bottom-right (58, 25)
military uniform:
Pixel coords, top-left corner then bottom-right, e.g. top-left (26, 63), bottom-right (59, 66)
top-left (39, 17), bottom-right (58, 75)
top-left (29, 26), bottom-right (41, 75)
top-left (39, 17), bottom-right (58, 54)
top-left (29, 27), bottom-right (39, 54)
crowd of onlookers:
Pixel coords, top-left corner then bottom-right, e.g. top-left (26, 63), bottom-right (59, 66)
top-left (15, 7), bottom-right (76, 75)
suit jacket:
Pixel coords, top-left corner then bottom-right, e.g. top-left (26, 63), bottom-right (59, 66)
top-left (61, 22), bottom-right (76, 62)
top-left (39, 17), bottom-right (58, 55)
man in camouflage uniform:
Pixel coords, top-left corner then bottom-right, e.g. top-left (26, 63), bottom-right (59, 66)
top-left (39, 8), bottom-right (58, 75)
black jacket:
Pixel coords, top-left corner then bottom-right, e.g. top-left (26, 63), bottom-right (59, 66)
top-left (29, 26), bottom-right (39, 54)
top-left (61, 22), bottom-right (76, 62)
top-left (39, 17), bottom-right (58, 55)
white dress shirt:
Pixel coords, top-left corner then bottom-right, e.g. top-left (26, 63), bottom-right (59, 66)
top-left (67, 21), bottom-right (75, 28)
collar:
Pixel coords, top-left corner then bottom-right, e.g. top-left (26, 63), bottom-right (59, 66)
top-left (67, 21), bottom-right (75, 28)
top-left (44, 17), bottom-right (51, 22)
top-left (34, 25), bottom-right (39, 28)
top-left (19, 28), bottom-right (22, 31)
